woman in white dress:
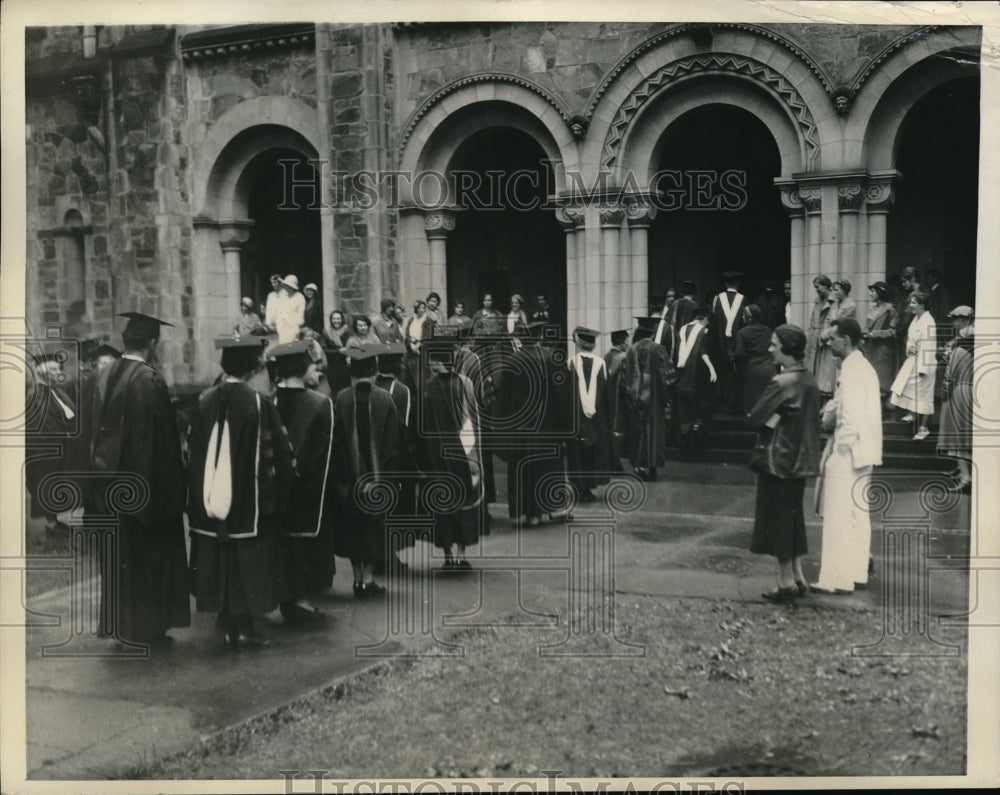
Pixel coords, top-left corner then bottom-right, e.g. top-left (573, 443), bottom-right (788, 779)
top-left (890, 292), bottom-right (937, 440)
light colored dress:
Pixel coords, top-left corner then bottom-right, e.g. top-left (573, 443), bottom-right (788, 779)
top-left (890, 311), bottom-right (937, 415)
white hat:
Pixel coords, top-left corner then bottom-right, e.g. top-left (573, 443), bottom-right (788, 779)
top-left (240, 296), bottom-right (254, 308)
top-left (304, 282), bottom-right (318, 293)
top-left (280, 274), bottom-right (300, 291)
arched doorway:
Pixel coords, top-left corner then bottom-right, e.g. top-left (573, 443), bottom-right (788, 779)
top-left (887, 77), bottom-right (978, 306)
top-left (445, 127), bottom-right (564, 321)
top-left (240, 149), bottom-right (322, 311)
top-left (648, 104), bottom-right (789, 305)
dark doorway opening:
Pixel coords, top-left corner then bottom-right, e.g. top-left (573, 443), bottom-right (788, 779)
top-left (888, 77), bottom-right (979, 306)
top-left (648, 104), bottom-right (788, 307)
top-left (445, 127), bottom-right (564, 321)
top-left (241, 149), bottom-right (322, 312)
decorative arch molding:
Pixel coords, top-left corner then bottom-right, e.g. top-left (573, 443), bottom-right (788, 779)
top-left (848, 26), bottom-right (944, 94)
top-left (847, 25), bottom-right (981, 170)
top-left (584, 23), bottom-right (836, 121)
top-left (601, 53), bottom-right (820, 172)
top-left (397, 72), bottom-right (579, 164)
top-left (193, 95), bottom-right (320, 216)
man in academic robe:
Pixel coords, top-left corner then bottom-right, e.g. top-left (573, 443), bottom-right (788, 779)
top-left (332, 347), bottom-right (400, 596)
top-left (453, 324), bottom-right (497, 505)
top-left (80, 313), bottom-right (190, 646)
top-left (604, 329), bottom-right (630, 471)
top-left (812, 318), bottom-right (883, 595)
top-left (503, 324), bottom-right (566, 524)
top-left (710, 270), bottom-right (747, 413)
top-left (615, 318), bottom-right (675, 481)
top-left (419, 336), bottom-right (489, 567)
top-left (24, 350), bottom-right (78, 544)
top-left (565, 326), bottom-right (611, 502)
top-left (673, 281), bottom-right (699, 336)
top-left (188, 335), bottom-right (296, 648)
top-left (270, 340), bottom-right (336, 624)
top-left (375, 341), bottom-right (421, 569)
top-left (674, 306), bottom-right (719, 458)
top-left (652, 293), bottom-right (678, 360)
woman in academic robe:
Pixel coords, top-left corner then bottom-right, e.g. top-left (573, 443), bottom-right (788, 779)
top-left (187, 337), bottom-right (296, 649)
top-left (733, 304), bottom-right (778, 416)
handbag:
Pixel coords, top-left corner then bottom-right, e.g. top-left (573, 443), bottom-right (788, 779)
top-left (747, 412), bottom-right (781, 474)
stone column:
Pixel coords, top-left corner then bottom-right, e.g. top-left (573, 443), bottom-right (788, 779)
top-left (423, 210), bottom-right (456, 308)
top-left (625, 197), bottom-right (657, 329)
top-left (217, 219), bottom-right (255, 310)
top-left (599, 207), bottom-right (626, 335)
top-left (556, 204), bottom-right (585, 331)
top-left (865, 171), bottom-right (901, 287)
top-left (800, 187), bottom-right (823, 284)
top-left (778, 184), bottom-right (806, 329)
top-left (837, 180), bottom-right (866, 321)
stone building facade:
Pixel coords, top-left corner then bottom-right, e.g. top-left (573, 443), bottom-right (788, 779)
top-left (25, 22), bottom-right (981, 386)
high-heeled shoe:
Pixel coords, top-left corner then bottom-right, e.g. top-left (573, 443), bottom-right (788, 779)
top-left (762, 585), bottom-right (798, 602)
top-left (795, 579), bottom-right (810, 596)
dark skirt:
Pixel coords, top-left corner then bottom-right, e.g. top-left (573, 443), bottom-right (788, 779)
top-left (750, 472), bottom-right (808, 559)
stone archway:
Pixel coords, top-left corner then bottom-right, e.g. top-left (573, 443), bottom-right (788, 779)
top-left (189, 97), bottom-right (322, 382)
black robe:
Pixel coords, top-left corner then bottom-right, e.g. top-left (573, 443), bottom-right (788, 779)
top-left (710, 289), bottom-right (746, 410)
top-left (505, 342), bottom-right (566, 519)
top-left (375, 375), bottom-right (420, 522)
top-left (419, 370), bottom-right (488, 548)
top-left (566, 352), bottom-right (611, 492)
top-left (675, 323), bottom-right (714, 441)
top-left (615, 338), bottom-right (676, 469)
top-left (274, 387), bottom-right (337, 597)
top-left (187, 378), bottom-right (296, 616)
top-left (332, 381), bottom-right (400, 562)
top-left (80, 358), bottom-right (190, 641)
top-left (455, 344), bottom-right (497, 504)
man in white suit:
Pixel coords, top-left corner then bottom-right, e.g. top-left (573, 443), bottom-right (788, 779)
top-left (812, 317), bottom-right (883, 594)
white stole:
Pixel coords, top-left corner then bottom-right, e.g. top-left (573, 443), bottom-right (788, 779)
top-left (676, 323), bottom-right (700, 369)
top-left (717, 291), bottom-right (744, 337)
top-left (570, 352), bottom-right (605, 419)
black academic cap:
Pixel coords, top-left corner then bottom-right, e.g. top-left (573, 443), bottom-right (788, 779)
top-left (692, 304), bottom-right (712, 318)
top-left (681, 280), bottom-right (696, 292)
top-left (346, 346), bottom-right (380, 377)
top-left (610, 329), bottom-right (630, 345)
top-left (572, 326), bottom-right (600, 343)
top-left (268, 340), bottom-right (311, 359)
top-left (721, 270), bottom-right (743, 281)
top-left (119, 312), bottom-right (174, 338)
top-left (215, 335), bottom-right (267, 350)
top-left (376, 342), bottom-right (406, 371)
top-left (633, 316), bottom-right (661, 332)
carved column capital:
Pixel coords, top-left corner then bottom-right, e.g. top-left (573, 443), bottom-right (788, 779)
top-left (798, 187), bottom-right (822, 215)
top-left (865, 171), bottom-right (902, 214)
top-left (778, 186), bottom-right (804, 218)
top-left (837, 182), bottom-right (866, 213)
top-left (555, 204), bottom-right (586, 231)
top-left (217, 219), bottom-right (255, 251)
top-left (624, 195), bottom-right (658, 228)
top-left (423, 210), bottom-right (457, 238)
top-left (599, 207), bottom-right (626, 228)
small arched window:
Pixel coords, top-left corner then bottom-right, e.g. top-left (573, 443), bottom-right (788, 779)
top-left (63, 209), bottom-right (86, 318)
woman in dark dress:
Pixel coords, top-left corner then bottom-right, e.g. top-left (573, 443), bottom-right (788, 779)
top-left (733, 304), bottom-right (777, 416)
top-left (746, 324), bottom-right (822, 601)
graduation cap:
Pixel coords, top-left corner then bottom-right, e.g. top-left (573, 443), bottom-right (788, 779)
top-left (692, 304), bottom-right (712, 319)
top-left (721, 270), bottom-right (743, 281)
top-left (633, 317), bottom-right (661, 333)
top-left (376, 342), bottom-right (406, 373)
top-left (610, 329), bottom-right (630, 345)
top-left (119, 312), bottom-right (174, 338)
top-left (572, 326), bottom-right (600, 344)
top-left (681, 280), bottom-right (697, 293)
top-left (268, 340), bottom-right (311, 359)
top-left (345, 346), bottom-right (379, 377)
top-left (214, 335), bottom-right (267, 350)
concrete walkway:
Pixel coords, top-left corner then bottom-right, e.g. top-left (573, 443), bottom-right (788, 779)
top-left (21, 461), bottom-right (972, 780)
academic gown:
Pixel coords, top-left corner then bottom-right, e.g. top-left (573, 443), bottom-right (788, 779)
top-left (455, 344), bottom-right (497, 504)
top-left (187, 378), bottom-right (296, 616)
top-left (274, 386), bottom-right (337, 597)
top-left (566, 352), bottom-right (612, 492)
top-left (505, 342), bottom-right (566, 519)
top-left (419, 370), bottom-right (488, 549)
top-left (710, 289), bottom-right (746, 409)
top-left (82, 358), bottom-right (190, 641)
top-left (332, 382), bottom-right (400, 562)
top-left (375, 375), bottom-right (420, 522)
top-left (24, 380), bottom-right (77, 519)
top-left (615, 338), bottom-right (675, 470)
top-left (674, 323), bottom-right (714, 441)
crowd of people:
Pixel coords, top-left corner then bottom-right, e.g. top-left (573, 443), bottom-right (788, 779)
top-left (22, 266), bottom-right (975, 649)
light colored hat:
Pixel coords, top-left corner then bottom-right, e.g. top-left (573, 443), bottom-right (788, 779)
top-left (280, 274), bottom-right (300, 291)
top-left (240, 296), bottom-right (254, 308)
top-left (947, 305), bottom-right (974, 319)
top-left (303, 282), bottom-right (318, 293)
